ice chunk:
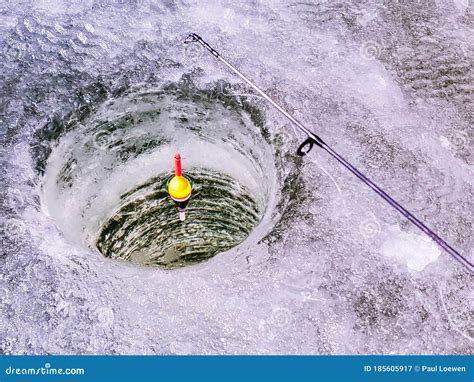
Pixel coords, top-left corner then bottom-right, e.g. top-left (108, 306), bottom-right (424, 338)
top-left (381, 226), bottom-right (441, 272)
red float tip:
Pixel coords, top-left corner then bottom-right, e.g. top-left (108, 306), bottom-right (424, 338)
top-left (174, 152), bottom-right (182, 176)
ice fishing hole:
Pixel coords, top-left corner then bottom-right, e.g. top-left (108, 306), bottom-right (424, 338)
top-left (40, 81), bottom-right (279, 269)
top-left (96, 170), bottom-right (262, 268)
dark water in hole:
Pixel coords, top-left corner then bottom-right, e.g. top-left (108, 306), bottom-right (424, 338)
top-left (96, 169), bottom-right (261, 268)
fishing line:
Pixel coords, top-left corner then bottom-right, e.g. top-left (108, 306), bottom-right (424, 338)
top-left (184, 33), bottom-right (473, 274)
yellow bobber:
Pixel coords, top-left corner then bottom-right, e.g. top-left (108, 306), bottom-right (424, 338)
top-left (168, 153), bottom-right (192, 221)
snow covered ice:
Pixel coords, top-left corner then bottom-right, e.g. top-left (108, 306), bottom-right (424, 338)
top-left (1, 0), bottom-right (473, 355)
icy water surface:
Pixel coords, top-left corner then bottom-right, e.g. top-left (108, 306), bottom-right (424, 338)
top-left (1, 0), bottom-right (473, 354)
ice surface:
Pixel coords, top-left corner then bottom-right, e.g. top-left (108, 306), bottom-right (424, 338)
top-left (1, 0), bottom-right (473, 355)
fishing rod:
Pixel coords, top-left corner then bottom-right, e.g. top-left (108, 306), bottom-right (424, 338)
top-left (184, 33), bottom-right (473, 275)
